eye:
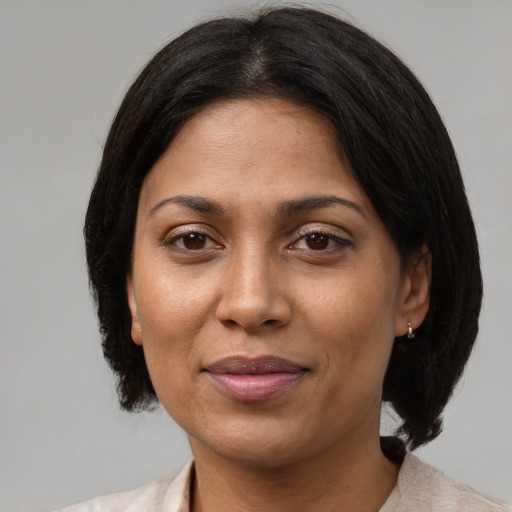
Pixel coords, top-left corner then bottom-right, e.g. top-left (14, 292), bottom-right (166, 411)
top-left (291, 229), bottom-right (350, 251)
top-left (298, 233), bottom-right (332, 250)
top-left (166, 230), bottom-right (221, 251)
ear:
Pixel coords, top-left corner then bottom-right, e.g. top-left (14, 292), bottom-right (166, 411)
top-left (394, 244), bottom-right (432, 337)
top-left (126, 275), bottom-right (143, 346)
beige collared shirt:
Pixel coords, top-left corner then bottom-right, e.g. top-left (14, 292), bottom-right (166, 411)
top-left (58, 454), bottom-right (511, 511)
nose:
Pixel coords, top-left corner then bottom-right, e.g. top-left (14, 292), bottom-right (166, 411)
top-left (215, 248), bottom-right (292, 332)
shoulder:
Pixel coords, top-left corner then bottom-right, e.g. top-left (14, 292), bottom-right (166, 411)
top-left (56, 461), bottom-right (193, 512)
top-left (391, 453), bottom-right (511, 511)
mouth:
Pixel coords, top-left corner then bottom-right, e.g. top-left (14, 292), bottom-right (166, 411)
top-left (202, 356), bottom-right (309, 402)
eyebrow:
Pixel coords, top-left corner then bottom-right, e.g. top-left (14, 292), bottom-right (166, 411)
top-left (147, 194), bottom-right (366, 219)
top-left (277, 195), bottom-right (366, 218)
top-left (147, 195), bottom-right (224, 217)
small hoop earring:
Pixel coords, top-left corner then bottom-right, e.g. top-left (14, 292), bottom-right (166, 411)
top-left (407, 322), bottom-right (415, 339)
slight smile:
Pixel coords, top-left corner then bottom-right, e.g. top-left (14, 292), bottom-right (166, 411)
top-left (203, 356), bottom-right (309, 402)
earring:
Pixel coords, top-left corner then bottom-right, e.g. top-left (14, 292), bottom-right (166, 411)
top-left (407, 322), bottom-right (415, 340)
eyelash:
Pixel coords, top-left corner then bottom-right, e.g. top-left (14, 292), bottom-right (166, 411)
top-left (290, 227), bottom-right (351, 252)
top-left (163, 227), bottom-right (222, 251)
top-left (163, 226), bottom-right (351, 253)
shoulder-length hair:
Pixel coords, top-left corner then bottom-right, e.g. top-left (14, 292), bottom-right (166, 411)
top-left (85, 7), bottom-right (482, 450)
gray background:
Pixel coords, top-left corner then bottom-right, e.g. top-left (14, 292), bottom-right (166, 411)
top-left (1, 1), bottom-right (511, 510)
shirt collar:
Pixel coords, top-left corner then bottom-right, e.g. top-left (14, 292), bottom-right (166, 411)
top-left (161, 460), bottom-right (194, 512)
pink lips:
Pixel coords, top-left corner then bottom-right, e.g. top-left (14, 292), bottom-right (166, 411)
top-left (204, 356), bottom-right (308, 402)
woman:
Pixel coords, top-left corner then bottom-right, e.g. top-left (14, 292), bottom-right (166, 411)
top-left (62, 6), bottom-right (510, 511)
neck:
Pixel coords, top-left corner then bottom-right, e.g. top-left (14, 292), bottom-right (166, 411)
top-left (189, 433), bottom-right (399, 512)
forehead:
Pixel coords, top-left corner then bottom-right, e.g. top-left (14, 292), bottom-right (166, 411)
top-left (140, 97), bottom-right (371, 215)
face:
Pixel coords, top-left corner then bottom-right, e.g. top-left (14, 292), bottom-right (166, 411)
top-left (127, 98), bottom-right (425, 467)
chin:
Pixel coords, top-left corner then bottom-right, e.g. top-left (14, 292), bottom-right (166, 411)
top-left (187, 417), bottom-right (316, 468)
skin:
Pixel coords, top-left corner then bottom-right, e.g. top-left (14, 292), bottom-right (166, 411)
top-left (127, 98), bottom-right (431, 512)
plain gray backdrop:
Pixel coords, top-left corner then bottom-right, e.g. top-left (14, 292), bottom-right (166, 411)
top-left (1, 1), bottom-right (511, 510)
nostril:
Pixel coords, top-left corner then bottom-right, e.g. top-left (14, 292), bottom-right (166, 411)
top-left (215, 283), bottom-right (292, 331)
top-left (221, 316), bottom-right (282, 332)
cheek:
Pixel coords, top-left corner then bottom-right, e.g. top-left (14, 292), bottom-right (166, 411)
top-left (302, 269), bottom-right (399, 371)
top-left (300, 275), bottom-right (399, 428)
top-left (132, 265), bottom-right (214, 401)
top-left (135, 257), bottom-right (215, 336)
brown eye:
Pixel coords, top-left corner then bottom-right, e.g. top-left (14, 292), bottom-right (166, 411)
top-left (166, 228), bottom-right (221, 252)
top-left (304, 234), bottom-right (330, 250)
top-left (291, 229), bottom-right (350, 252)
top-left (181, 233), bottom-right (207, 250)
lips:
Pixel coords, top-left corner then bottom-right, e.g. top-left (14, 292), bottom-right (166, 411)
top-left (203, 356), bottom-right (308, 402)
